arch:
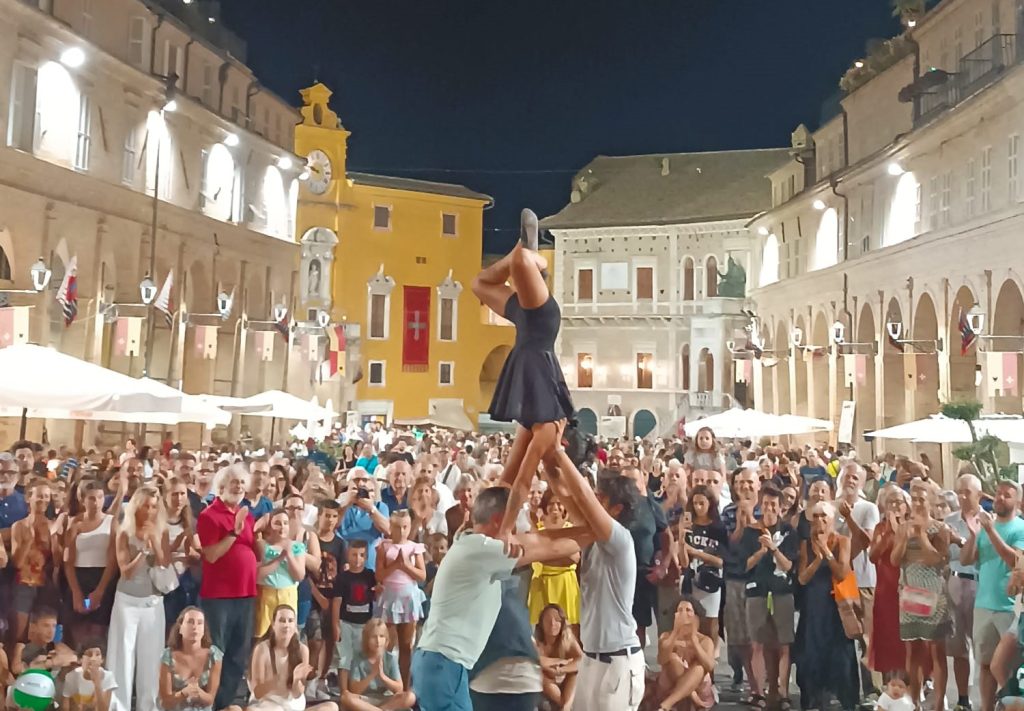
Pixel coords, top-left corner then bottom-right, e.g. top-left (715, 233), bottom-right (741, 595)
top-left (201, 143), bottom-right (235, 221)
top-left (681, 344), bottom-right (691, 390)
top-left (811, 312), bottom-right (830, 419)
top-left (759, 234), bottom-right (779, 287)
top-left (856, 303), bottom-right (878, 434)
top-left (881, 297), bottom-right (907, 427)
top-left (576, 407), bottom-right (598, 436)
top-left (774, 320), bottom-right (791, 415)
top-left (682, 256), bottom-right (695, 301)
top-left (480, 344), bottom-right (512, 406)
top-left (813, 208), bottom-right (839, 271)
top-left (992, 280), bottom-right (1024, 414)
top-left (0, 242), bottom-right (10, 282)
top-left (632, 409), bottom-right (657, 439)
top-left (705, 256), bottom-right (718, 298)
top-left (697, 348), bottom-right (714, 391)
top-left (886, 172), bottom-right (919, 247)
top-left (793, 315), bottom-right (808, 415)
top-left (914, 292), bottom-right (941, 415)
top-left (262, 166), bottom-right (289, 239)
top-left (948, 285), bottom-right (979, 404)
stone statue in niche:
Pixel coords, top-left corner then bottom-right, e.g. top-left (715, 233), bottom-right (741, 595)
top-left (717, 255), bottom-right (747, 298)
top-left (299, 226), bottom-right (339, 308)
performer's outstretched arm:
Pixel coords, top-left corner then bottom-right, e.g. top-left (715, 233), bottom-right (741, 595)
top-left (544, 442), bottom-right (615, 543)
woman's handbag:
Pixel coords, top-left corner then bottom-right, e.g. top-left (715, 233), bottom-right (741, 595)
top-left (832, 570), bottom-right (863, 639)
top-left (899, 584), bottom-right (939, 618)
top-left (150, 564), bottom-right (180, 594)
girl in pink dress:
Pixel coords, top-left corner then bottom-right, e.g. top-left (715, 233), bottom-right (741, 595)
top-left (375, 510), bottom-right (427, 689)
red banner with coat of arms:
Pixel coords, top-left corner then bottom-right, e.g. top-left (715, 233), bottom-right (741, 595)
top-left (403, 286), bottom-right (430, 372)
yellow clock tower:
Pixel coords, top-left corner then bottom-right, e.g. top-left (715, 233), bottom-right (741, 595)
top-left (293, 84), bottom-right (513, 427)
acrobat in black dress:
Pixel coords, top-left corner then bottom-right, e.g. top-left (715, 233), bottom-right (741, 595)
top-left (488, 293), bottom-right (574, 428)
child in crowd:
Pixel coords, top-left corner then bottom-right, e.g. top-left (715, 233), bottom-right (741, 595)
top-left (534, 604), bottom-right (581, 711)
top-left (309, 500), bottom-right (346, 701)
top-left (340, 619), bottom-right (414, 711)
top-left (248, 605), bottom-right (337, 711)
top-left (374, 511), bottom-right (426, 688)
top-left (422, 533), bottom-right (447, 599)
top-left (10, 607), bottom-right (78, 677)
top-left (876, 672), bottom-right (915, 711)
top-left (333, 541), bottom-right (378, 693)
top-left (61, 638), bottom-right (118, 711)
top-left (255, 510), bottom-right (306, 637)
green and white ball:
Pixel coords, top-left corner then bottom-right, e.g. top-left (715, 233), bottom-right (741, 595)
top-left (12, 670), bottom-right (55, 711)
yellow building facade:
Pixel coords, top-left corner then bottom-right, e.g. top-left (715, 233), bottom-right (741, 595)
top-left (293, 84), bottom-right (512, 425)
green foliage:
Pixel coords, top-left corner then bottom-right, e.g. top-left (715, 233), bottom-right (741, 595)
top-left (840, 35), bottom-right (915, 94)
top-left (945, 401), bottom-right (1007, 494)
top-left (942, 401), bottom-right (984, 422)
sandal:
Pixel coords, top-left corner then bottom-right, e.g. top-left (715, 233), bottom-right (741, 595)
top-left (751, 694), bottom-right (769, 710)
top-left (780, 698), bottom-right (794, 711)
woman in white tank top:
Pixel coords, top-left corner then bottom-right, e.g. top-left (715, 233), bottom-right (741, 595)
top-left (63, 480), bottom-right (117, 646)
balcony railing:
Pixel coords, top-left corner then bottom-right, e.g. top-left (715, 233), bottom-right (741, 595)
top-left (916, 33), bottom-right (1020, 127)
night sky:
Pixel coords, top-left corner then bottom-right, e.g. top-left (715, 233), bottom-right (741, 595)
top-left (220, 1), bottom-right (900, 255)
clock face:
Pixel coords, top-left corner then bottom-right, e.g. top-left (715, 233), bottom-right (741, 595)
top-left (306, 149), bottom-right (333, 195)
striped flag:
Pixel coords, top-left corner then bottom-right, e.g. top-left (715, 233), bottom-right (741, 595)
top-left (959, 307), bottom-right (978, 356)
top-left (155, 270), bottom-right (174, 327)
top-left (56, 256), bottom-right (78, 327)
top-left (194, 324), bottom-right (218, 360)
top-left (325, 324), bottom-right (346, 379)
top-left (254, 330), bottom-right (274, 361)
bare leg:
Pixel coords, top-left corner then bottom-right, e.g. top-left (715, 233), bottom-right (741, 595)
top-left (542, 679), bottom-right (563, 707)
top-left (749, 642), bottom-right (767, 697)
top-left (992, 632), bottom-right (1021, 688)
top-left (498, 425), bottom-right (532, 487)
top-left (396, 622), bottom-right (416, 689)
top-left (379, 692), bottom-right (416, 711)
top-left (472, 251), bottom-right (516, 317)
top-left (980, 662), bottom-right (998, 711)
top-left (952, 655), bottom-right (971, 698)
top-left (307, 703), bottom-right (339, 711)
top-left (660, 661), bottom-right (709, 709)
top-left (778, 644), bottom-right (791, 701)
top-left (560, 671), bottom-right (578, 709)
top-left (930, 641), bottom-right (948, 711)
top-left (499, 422), bottom-right (559, 537)
top-left (508, 244), bottom-right (549, 309)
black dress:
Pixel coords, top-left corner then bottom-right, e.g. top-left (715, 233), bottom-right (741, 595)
top-left (488, 293), bottom-right (574, 428)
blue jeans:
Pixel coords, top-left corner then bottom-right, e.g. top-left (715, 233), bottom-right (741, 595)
top-left (201, 596), bottom-right (255, 710)
top-left (470, 691), bottom-right (541, 711)
top-left (411, 649), bottom-right (471, 711)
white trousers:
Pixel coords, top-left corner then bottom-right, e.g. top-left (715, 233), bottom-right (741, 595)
top-left (107, 591), bottom-right (165, 711)
top-left (571, 649), bottom-right (645, 711)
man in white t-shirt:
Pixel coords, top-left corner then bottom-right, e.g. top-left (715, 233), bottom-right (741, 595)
top-left (542, 437), bottom-right (646, 711)
top-left (412, 486), bottom-right (579, 711)
top-left (835, 462), bottom-right (880, 698)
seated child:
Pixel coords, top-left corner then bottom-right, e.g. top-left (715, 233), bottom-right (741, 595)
top-left (876, 672), bottom-right (914, 711)
top-left (332, 541), bottom-right (378, 693)
top-left (340, 620), bottom-right (414, 711)
top-left (247, 605), bottom-right (337, 711)
top-left (61, 639), bottom-right (118, 711)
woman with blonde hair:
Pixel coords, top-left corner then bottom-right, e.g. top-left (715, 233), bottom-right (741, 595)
top-left (408, 476), bottom-right (447, 543)
top-left (868, 486), bottom-right (909, 677)
top-left (108, 485), bottom-right (171, 711)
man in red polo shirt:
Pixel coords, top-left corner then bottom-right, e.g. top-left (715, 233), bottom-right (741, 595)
top-left (197, 463), bottom-right (257, 710)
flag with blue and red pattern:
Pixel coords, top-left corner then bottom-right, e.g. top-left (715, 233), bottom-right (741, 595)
top-left (958, 307), bottom-right (977, 356)
top-left (56, 256), bottom-right (78, 327)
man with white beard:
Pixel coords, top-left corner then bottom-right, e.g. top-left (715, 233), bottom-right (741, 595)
top-left (197, 464), bottom-right (258, 709)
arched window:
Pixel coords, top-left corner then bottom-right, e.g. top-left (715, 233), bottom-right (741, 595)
top-left (0, 245), bottom-right (10, 281)
top-left (706, 256), bottom-right (718, 298)
top-left (759, 234), bottom-right (780, 287)
top-left (682, 257), bottom-right (694, 301)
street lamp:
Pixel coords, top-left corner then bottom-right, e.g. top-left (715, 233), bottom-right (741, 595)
top-left (812, 199), bottom-right (826, 211)
top-left (139, 275), bottom-right (157, 305)
top-left (887, 162), bottom-right (906, 177)
top-left (790, 327), bottom-right (803, 348)
top-left (886, 319), bottom-right (903, 341)
top-left (273, 303), bottom-right (288, 322)
top-left (30, 258), bottom-right (52, 292)
top-left (216, 291), bottom-right (233, 319)
top-left (831, 319), bottom-right (846, 345)
top-left (966, 303), bottom-right (985, 335)
top-left (316, 309), bottom-right (330, 328)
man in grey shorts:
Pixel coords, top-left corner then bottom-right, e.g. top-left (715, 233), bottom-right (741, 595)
top-left (946, 473), bottom-right (982, 711)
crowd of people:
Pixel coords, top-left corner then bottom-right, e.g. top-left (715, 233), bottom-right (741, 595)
top-left (0, 423), bottom-right (1022, 711)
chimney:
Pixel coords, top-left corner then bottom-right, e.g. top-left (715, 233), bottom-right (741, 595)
top-left (661, 157), bottom-right (671, 176)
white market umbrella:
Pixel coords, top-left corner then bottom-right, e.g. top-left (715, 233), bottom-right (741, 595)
top-left (394, 400), bottom-right (474, 431)
top-left (240, 390), bottom-right (338, 421)
top-left (135, 378), bottom-right (231, 426)
top-left (198, 393), bottom-right (273, 414)
top-left (683, 408), bottom-right (833, 439)
top-left (0, 344), bottom-right (182, 421)
top-left (867, 414), bottom-right (1024, 444)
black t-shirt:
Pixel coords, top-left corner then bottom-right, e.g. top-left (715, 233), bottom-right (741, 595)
top-left (738, 522), bottom-right (799, 597)
top-left (683, 522), bottom-right (728, 593)
top-left (333, 569), bottom-right (377, 624)
top-left (315, 533), bottom-right (346, 602)
top-left (628, 492), bottom-right (668, 572)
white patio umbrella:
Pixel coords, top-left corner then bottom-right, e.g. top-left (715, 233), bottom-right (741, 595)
top-left (0, 344), bottom-right (182, 422)
top-left (867, 414), bottom-right (1024, 444)
top-left (683, 408), bottom-right (833, 439)
top-left (240, 390), bottom-right (338, 421)
top-left (394, 400), bottom-right (474, 431)
top-left (134, 378), bottom-right (232, 426)
top-left (197, 394), bottom-right (273, 414)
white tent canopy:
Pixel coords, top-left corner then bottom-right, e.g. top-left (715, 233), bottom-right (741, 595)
top-left (683, 408), bottom-right (833, 439)
top-left (239, 390), bottom-right (338, 421)
top-left (0, 344), bottom-right (182, 422)
top-left (198, 394), bottom-right (273, 414)
top-left (394, 400), bottom-right (474, 432)
top-left (867, 414), bottom-right (1024, 444)
top-left (134, 378), bottom-right (231, 426)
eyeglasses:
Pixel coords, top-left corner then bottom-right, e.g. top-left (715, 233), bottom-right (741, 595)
top-left (284, 505), bottom-right (303, 512)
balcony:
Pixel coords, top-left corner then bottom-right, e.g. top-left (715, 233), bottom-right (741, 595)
top-left (562, 296), bottom-right (746, 323)
top-left (914, 33), bottom-right (1021, 127)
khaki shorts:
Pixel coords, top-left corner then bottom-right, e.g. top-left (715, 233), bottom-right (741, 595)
top-left (724, 579), bottom-right (750, 646)
top-left (745, 593), bottom-right (795, 647)
top-left (974, 608), bottom-right (1014, 665)
top-left (859, 587), bottom-right (875, 640)
top-left (947, 575), bottom-right (977, 658)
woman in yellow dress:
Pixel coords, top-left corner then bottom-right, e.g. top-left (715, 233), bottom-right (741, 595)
top-left (528, 490), bottom-right (581, 631)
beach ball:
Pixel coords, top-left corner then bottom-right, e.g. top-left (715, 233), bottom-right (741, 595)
top-left (12, 670), bottom-right (55, 710)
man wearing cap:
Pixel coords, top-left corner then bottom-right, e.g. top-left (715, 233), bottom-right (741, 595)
top-left (961, 479), bottom-right (1024, 711)
top-left (338, 467), bottom-right (390, 570)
